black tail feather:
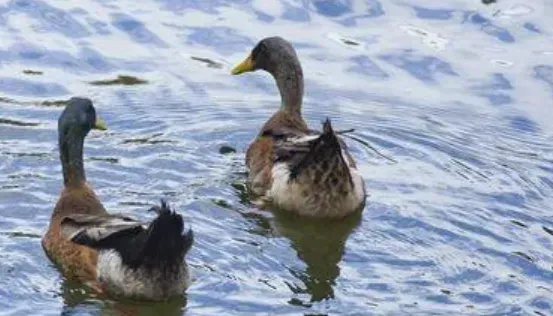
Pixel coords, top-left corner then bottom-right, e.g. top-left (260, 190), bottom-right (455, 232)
top-left (322, 118), bottom-right (334, 135)
top-left (138, 201), bottom-right (193, 270)
top-left (147, 199), bottom-right (171, 215)
top-left (73, 200), bottom-right (194, 271)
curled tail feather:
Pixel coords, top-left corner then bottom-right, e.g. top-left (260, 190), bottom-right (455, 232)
top-left (289, 118), bottom-right (353, 187)
top-left (139, 200), bottom-right (193, 270)
top-left (71, 200), bottom-right (193, 271)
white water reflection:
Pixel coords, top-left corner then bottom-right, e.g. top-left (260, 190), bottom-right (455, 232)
top-left (0, 0), bottom-right (552, 315)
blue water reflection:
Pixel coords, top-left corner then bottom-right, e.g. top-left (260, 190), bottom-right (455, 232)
top-left (4, 0), bottom-right (90, 37)
top-left (413, 6), bottom-right (454, 20)
top-left (379, 50), bottom-right (458, 82)
top-left (0, 0), bottom-right (552, 315)
top-left (112, 13), bottom-right (168, 47)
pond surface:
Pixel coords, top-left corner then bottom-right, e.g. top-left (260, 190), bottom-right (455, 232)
top-left (1, 0), bottom-right (553, 315)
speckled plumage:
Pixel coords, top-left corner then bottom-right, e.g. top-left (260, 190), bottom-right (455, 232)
top-left (233, 37), bottom-right (367, 218)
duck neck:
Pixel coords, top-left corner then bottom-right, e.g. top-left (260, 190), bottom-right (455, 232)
top-left (272, 60), bottom-right (304, 116)
top-left (59, 130), bottom-right (86, 188)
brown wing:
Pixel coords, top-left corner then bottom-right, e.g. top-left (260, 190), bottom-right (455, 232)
top-left (42, 184), bottom-right (109, 287)
top-left (60, 213), bottom-right (144, 242)
top-left (246, 110), bottom-right (309, 195)
top-left (250, 118), bottom-right (359, 190)
top-left (246, 136), bottom-right (274, 195)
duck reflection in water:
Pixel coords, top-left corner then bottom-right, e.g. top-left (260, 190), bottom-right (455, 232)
top-left (237, 188), bottom-right (362, 303)
top-left (58, 279), bottom-right (186, 316)
top-left (275, 210), bottom-right (362, 303)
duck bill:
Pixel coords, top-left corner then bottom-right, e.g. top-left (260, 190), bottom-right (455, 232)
top-left (231, 55), bottom-right (254, 75)
top-left (93, 116), bottom-right (108, 131)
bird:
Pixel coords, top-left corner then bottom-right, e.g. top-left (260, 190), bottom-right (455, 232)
top-left (41, 97), bottom-right (193, 300)
top-left (231, 36), bottom-right (366, 218)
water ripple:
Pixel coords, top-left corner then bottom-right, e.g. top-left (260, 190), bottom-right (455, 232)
top-left (0, 0), bottom-right (552, 315)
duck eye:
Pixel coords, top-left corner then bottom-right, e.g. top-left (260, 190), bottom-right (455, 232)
top-left (252, 43), bottom-right (266, 59)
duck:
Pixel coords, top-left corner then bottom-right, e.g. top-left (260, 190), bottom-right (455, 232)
top-left (231, 36), bottom-right (366, 218)
top-left (41, 97), bottom-right (193, 300)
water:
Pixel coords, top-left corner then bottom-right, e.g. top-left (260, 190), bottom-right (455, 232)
top-left (0, 0), bottom-right (552, 315)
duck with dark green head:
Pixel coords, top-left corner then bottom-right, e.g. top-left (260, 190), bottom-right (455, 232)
top-left (42, 97), bottom-right (194, 300)
top-left (232, 37), bottom-right (367, 218)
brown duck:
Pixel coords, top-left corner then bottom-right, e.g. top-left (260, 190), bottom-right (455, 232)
top-left (42, 97), bottom-right (193, 300)
top-left (231, 36), bottom-right (366, 218)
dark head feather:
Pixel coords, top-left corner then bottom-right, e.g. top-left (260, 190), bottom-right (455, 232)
top-left (250, 36), bottom-right (300, 73)
top-left (58, 97), bottom-right (98, 140)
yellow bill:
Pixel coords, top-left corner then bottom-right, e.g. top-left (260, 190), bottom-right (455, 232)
top-left (94, 116), bottom-right (108, 130)
top-left (231, 55), bottom-right (254, 75)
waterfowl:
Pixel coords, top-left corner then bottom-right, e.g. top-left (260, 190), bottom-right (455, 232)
top-left (231, 36), bottom-right (366, 218)
top-left (42, 97), bottom-right (193, 300)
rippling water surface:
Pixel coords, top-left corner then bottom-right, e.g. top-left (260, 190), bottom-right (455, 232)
top-left (1, 0), bottom-right (553, 315)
